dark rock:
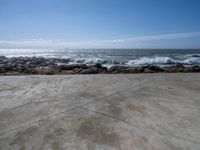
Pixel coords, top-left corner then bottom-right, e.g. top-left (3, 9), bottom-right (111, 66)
top-left (86, 64), bottom-right (98, 68)
top-left (191, 65), bottom-right (200, 72)
top-left (94, 63), bottom-right (102, 68)
top-left (58, 58), bottom-right (70, 64)
top-left (146, 65), bottom-right (165, 72)
top-left (73, 68), bottom-right (84, 73)
top-left (101, 67), bottom-right (108, 73)
top-left (2, 56), bottom-right (200, 75)
top-left (144, 68), bottom-right (155, 73)
top-left (14, 65), bottom-right (26, 73)
top-left (124, 67), bottom-right (144, 73)
top-left (164, 64), bottom-right (185, 73)
top-left (0, 56), bottom-right (7, 62)
top-left (59, 64), bottom-right (88, 70)
top-left (0, 67), bottom-right (7, 74)
top-left (85, 63), bottom-right (107, 73)
top-left (60, 70), bottom-right (74, 74)
top-left (1, 72), bottom-right (22, 76)
top-left (109, 66), bottom-right (144, 73)
top-left (33, 67), bottom-right (58, 75)
top-left (191, 55), bottom-right (200, 57)
top-left (109, 66), bottom-right (127, 73)
top-left (175, 63), bottom-right (185, 68)
top-left (80, 67), bottom-right (98, 74)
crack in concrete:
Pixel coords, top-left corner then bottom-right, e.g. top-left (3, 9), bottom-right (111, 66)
top-left (0, 80), bottom-right (149, 137)
top-left (79, 106), bottom-right (200, 146)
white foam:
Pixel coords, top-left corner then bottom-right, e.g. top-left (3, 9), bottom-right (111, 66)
top-left (72, 58), bottom-right (106, 64)
top-left (126, 57), bottom-right (176, 66)
top-left (1, 48), bottom-right (200, 66)
top-left (181, 57), bottom-right (200, 64)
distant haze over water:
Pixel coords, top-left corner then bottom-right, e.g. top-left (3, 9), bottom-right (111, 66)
top-left (1, 49), bottom-right (200, 67)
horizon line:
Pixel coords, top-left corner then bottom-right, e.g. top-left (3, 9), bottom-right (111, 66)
top-left (0, 31), bottom-right (200, 49)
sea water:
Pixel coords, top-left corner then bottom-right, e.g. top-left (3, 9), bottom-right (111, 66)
top-left (1, 48), bottom-right (200, 67)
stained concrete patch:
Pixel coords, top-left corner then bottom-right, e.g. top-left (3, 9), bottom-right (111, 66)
top-left (10, 126), bottom-right (43, 150)
top-left (127, 103), bottom-right (147, 116)
top-left (76, 116), bottom-right (121, 148)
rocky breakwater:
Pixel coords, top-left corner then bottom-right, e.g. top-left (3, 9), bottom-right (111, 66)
top-left (0, 56), bottom-right (107, 75)
top-left (0, 56), bottom-right (200, 75)
top-left (108, 64), bottom-right (200, 73)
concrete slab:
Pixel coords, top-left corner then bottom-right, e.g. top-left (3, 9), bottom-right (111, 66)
top-left (0, 74), bottom-right (200, 150)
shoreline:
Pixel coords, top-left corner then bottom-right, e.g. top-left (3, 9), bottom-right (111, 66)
top-left (1, 56), bottom-right (200, 75)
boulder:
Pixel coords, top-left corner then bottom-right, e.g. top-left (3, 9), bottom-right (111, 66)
top-left (124, 67), bottom-right (144, 73)
top-left (80, 67), bottom-right (98, 74)
top-left (14, 65), bottom-right (26, 73)
top-left (59, 64), bottom-right (88, 70)
top-left (145, 65), bottom-right (165, 72)
top-left (191, 55), bottom-right (200, 57)
top-left (109, 66), bottom-right (127, 73)
top-left (33, 66), bottom-right (58, 75)
top-left (0, 56), bottom-right (7, 62)
top-left (73, 68), bottom-right (84, 74)
top-left (60, 70), bottom-right (74, 74)
top-left (191, 65), bottom-right (200, 72)
top-left (144, 68), bottom-right (155, 73)
top-left (164, 64), bottom-right (185, 73)
top-left (109, 66), bottom-right (144, 73)
top-left (94, 63), bottom-right (103, 68)
top-left (100, 67), bottom-right (108, 73)
top-left (0, 67), bottom-right (7, 74)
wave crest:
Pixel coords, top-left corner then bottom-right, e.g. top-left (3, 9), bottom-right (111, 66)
top-left (126, 57), bottom-right (176, 66)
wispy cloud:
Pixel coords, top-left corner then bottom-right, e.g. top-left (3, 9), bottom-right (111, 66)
top-left (0, 32), bottom-right (200, 48)
top-left (116, 32), bottom-right (200, 41)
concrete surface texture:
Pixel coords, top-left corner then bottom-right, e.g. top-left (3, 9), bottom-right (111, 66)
top-left (0, 74), bottom-right (200, 150)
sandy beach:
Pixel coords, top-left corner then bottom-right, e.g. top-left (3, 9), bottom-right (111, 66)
top-left (0, 73), bottom-right (200, 150)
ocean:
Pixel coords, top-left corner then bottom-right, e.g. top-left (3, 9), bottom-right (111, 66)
top-left (1, 48), bottom-right (200, 67)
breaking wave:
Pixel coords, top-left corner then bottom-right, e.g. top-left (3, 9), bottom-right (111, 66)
top-left (181, 57), bottom-right (200, 64)
top-left (126, 57), bottom-right (175, 66)
top-left (1, 48), bottom-right (200, 66)
top-left (72, 58), bottom-right (106, 64)
top-left (126, 56), bottom-right (200, 66)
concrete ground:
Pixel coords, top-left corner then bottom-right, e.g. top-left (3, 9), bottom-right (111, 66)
top-left (0, 74), bottom-right (200, 150)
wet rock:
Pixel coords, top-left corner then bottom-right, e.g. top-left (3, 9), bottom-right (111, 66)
top-left (0, 67), bottom-right (7, 74)
top-left (33, 66), bottom-right (58, 75)
top-left (124, 67), bottom-right (144, 73)
top-left (60, 70), bottom-right (75, 74)
top-left (102, 67), bottom-right (108, 72)
top-left (191, 65), bottom-right (200, 72)
top-left (109, 66), bottom-right (144, 73)
top-left (87, 64), bottom-right (108, 73)
top-left (73, 68), bottom-right (84, 74)
top-left (0, 56), bottom-right (7, 62)
top-left (57, 58), bottom-right (70, 64)
top-left (109, 66), bottom-right (127, 73)
top-left (164, 64), bottom-right (185, 73)
top-left (91, 63), bottom-right (103, 69)
top-left (80, 67), bottom-right (99, 74)
top-left (191, 55), bottom-right (200, 57)
top-left (1, 72), bottom-right (22, 75)
top-left (14, 65), bottom-right (26, 73)
top-left (1, 56), bottom-right (200, 75)
top-left (176, 63), bottom-right (185, 68)
top-left (144, 68), bottom-right (156, 73)
top-left (59, 64), bottom-right (88, 70)
top-left (145, 65), bottom-right (165, 72)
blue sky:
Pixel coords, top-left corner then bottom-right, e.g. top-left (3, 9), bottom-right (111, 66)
top-left (0, 0), bottom-right (200, 48)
